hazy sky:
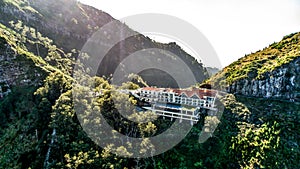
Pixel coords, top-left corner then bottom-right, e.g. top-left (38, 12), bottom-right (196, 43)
top-left (79, 0), bottom-right (300, 68)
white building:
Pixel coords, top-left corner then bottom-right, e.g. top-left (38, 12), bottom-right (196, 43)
top-left (138, 87), bottom-right (217, 109)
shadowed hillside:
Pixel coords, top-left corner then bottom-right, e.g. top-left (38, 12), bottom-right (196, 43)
top-left (0, 0), bottom-right (208, 87)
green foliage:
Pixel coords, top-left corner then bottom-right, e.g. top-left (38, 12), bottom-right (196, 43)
top-left (0, 118), bottom-right (37, 169)
top-left (0, 48), bottom-right (298, 169)
top-left (230, 122), bottom-right (280, 168)
top-left (7, 20), bottom-right (75, 75)
top-left (0, 85), bottom-right (55, 168)
top-left (226, 95), bottom-right (299, 169)
top-left (35, 71), bottom-right (72, 103)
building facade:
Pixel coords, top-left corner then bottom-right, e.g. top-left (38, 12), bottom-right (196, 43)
top-left (138, 87), bottom-right (217, 109)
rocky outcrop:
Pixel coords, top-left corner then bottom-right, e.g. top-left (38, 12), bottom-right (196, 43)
top-left (0, 37), bottom-right (44, 98)
top-left (226, 57), bottom-right (300, 100)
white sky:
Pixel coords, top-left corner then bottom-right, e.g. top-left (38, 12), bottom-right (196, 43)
top-left (79, 0), bottom-right (300, 68)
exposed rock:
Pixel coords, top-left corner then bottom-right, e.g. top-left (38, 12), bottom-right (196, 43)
top-left (226, 57), bottom-right (300, 100)
top-left (0, 37), bottom-right (44, 98)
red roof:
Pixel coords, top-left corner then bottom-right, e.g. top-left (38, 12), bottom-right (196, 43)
top-left (141, 87), bottom-right (217, 99)
top-left (142, 87), bottom-right (162, 91)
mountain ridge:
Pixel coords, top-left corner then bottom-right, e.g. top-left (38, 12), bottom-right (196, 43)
top-left (208, 32), bottom-right (300, 100)
top-left (0, 0), bottom-right (209, 88)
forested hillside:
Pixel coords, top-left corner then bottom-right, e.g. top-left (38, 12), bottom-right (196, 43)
top-left (0, 0), bottom-right (299, 168)
top-left (0, 0), bottom-right (209, 87)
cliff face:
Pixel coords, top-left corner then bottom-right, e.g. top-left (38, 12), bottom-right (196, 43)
top-left (227, 57), bottom-right (300, 100)
top-left (209, 32), bottom-right (300, 101)
top-left (0, 35), bottom-right (44, 98)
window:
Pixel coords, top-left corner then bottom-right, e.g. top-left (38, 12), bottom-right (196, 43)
top-left (175, 96), bottom-right (180, 103)
top-left (192, 99), bottom-right (197, 105)
top-left (191, 94), bottom-right (199, 100)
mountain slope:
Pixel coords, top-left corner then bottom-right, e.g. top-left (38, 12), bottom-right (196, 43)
top-left (0, 0), bottom-right (208, 87)
top-left (0, 21), bottom-right (74, 168)
top-left (209, 32), bottom-right (300, 100)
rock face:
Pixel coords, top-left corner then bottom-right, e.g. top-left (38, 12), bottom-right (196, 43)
top-left (227, 57), bottom-right (300, 100)
top-left (0, 37), bottom-right (44, 98)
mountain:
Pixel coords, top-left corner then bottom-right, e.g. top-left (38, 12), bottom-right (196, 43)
top-left (209, 32), bottom-right (300, 101)
top-left (0, 0), bottom-right (114, 51)
top-left (0, 0), bottom-right (208, 88)
top-left (205, 66), bottom-right (220, 77)
top-left (0, 0), bottom-right (299, 169)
